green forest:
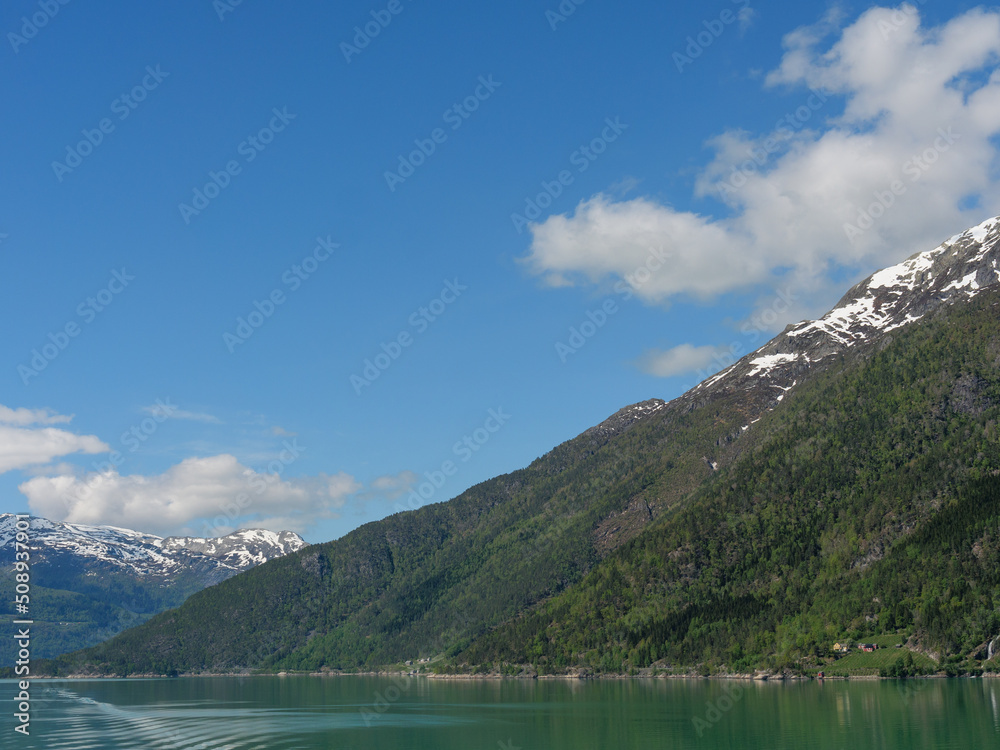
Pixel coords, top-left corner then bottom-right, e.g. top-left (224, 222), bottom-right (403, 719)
top-left (466, 296), bottom-right (1000, 674)
top-left (34, 290), bottom-right (1000, 678)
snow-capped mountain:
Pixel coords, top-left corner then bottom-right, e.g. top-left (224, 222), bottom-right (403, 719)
top-left (592, 216), bottom-right (1000, 438)
top-left (0, 514), bottom-right (307, 581)
top-left (694, 216), bottom-right (1000, 403)
top-left (159, 529), bottom-right (308, 570)
top-left (0, 515), bottom-right (308, 663)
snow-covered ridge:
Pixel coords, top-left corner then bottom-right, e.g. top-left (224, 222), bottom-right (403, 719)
top-left (574, 216), bottom-right (1000, 479)
top-left (694, 215), bottom-right (1000, 391)
top-left (0, 514), bottom-right (307, 578)
top-left (160, 528), bottom-right (307, 568)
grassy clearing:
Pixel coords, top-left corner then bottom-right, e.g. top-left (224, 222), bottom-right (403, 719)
top-left (825, 649), bottom-right (937, 676)
top-left (866, 634), bottom-right (907, 647)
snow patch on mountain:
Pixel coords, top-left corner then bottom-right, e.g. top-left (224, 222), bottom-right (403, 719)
top-left (942, 270), bottom-right (981, 294)
top-left (958, 217), bottom-right (998, 246)
top-left (746, 353), bottom-right (802, 377)
top-left (867, 247), bottom-right (943, 291)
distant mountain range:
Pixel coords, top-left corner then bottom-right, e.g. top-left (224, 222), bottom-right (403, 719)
top-left (39, 216), bottom-right (1000, 677)
top-left (0, 515), bottom-right (305, 663)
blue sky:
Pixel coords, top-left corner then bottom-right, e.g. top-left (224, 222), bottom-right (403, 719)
top-left (2, 0), bottom-right (997, 543)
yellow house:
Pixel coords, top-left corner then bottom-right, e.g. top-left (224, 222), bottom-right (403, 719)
top-left (832, 643), bottom-right (851, 653)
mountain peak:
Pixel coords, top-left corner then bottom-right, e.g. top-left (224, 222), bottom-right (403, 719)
top-left (692, 215), bottom-right (1000, 401)
top-left (160, 528), bottom-right (308, 568)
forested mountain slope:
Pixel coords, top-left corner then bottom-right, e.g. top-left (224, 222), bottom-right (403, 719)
top-left (39, 217), bottom-right (1000, 676)
top-left (464, 290), bottom-right (1000, 673)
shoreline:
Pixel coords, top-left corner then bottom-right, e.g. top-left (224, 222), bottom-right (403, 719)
top-left (21, 670), bottom-right (1000, 682)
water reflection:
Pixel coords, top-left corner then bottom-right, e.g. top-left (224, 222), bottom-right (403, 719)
top-left (3, 676), bottom-right (997, 750)
top-left (836, 690), bottom-right (851, 727)
top-left (990, 682), bottom-right (999, 733)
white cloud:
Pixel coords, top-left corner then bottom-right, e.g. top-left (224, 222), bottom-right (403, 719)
top-left (324, 471), bottom-right (363, 502)
top-left (361, 470), bottom-right (420, 501)
top-left (524, 195), bottom-right (761, 301)
top-left (522, 6), bottom-right (1000, 308)
top-left (634, 344), bottom-right (730, 377)
top-left (28, 462), bottom-right (83, 478)
top-left (607, 176), bottom-right (641, 198)
top-left (738, 5), bottom-right (757, 35)
top-left (18, 454), bottom-right (356, 536)
top-left (0, 404), bottom-right (108, 474)
top-left (17, 454), bottom-right (428, 536)
top-left (142, 403), bottom-right (220, 423)
top-left (0, 405), bottom-right (73, 427)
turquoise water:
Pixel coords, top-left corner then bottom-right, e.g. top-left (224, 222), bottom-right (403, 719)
top-left (3, 676), bottom-right (999, 749)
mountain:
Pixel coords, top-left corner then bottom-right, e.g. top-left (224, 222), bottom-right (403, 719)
top-left (0, 516), bottom-right (306, 580)
top-left (40, 216), bottom-right (1000, 677)
top-left (465, 217), bottom-right (1000, 673)
top-left (687, 216), bottom-right (1000, 403)
top-left (0, 516), bottom-right (306, 663)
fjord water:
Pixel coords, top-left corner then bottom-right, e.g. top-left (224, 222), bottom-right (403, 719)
top-left (8, 676), bottom-right (999, 749)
